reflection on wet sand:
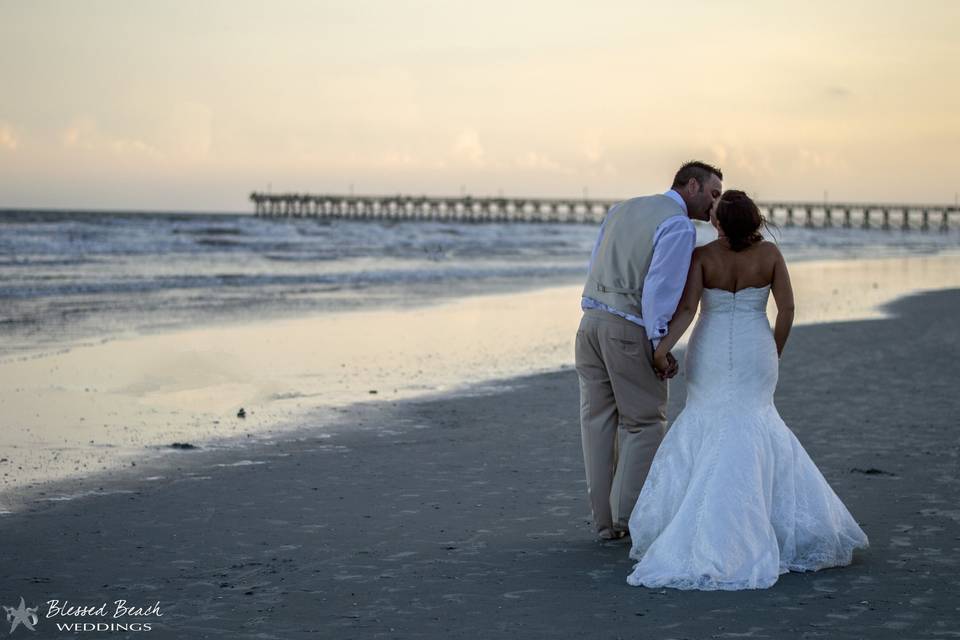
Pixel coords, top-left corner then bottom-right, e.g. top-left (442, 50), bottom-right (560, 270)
top-left (0, 253), bottom-right (957, 507)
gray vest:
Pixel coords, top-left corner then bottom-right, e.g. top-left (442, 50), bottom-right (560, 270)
top-left (582, 194), bottom-right (686, 318)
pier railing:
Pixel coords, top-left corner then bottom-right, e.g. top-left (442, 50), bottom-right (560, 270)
top-left (250, 193), bottom-right (958, 231)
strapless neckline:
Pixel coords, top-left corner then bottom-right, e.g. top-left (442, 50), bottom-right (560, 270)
top-left (704, 285), bottom-right (771, 295)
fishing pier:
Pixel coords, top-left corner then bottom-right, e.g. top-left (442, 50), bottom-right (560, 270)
top-left (250, 192), bottom-right (958, 231)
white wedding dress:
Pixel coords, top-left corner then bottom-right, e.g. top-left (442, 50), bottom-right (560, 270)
top-left (626, 286), bottom-right (869, 590)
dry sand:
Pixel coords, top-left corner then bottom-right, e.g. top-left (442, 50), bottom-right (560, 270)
top-left (0, 288), bottom-right (957, 639)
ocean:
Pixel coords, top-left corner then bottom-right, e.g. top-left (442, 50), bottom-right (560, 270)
top-left (2, 209), bottom-right (958, 359)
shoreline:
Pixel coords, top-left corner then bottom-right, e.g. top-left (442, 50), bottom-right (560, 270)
top-left (1, 288), bottom-right (957, 638)
top-left (2, 252), bottom-right (960, 509)
top-left (2, 220), bottom-right (958, 362)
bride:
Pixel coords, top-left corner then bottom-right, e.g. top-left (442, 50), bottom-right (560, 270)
top-left (626, 190), bottom-right (869, 590)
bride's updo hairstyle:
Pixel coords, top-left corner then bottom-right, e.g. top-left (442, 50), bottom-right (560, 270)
top-left (716, 190), bottom-right (766, 252)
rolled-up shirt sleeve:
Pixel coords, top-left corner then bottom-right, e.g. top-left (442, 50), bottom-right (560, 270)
top-left (641, 216), bottom-right (696, 347)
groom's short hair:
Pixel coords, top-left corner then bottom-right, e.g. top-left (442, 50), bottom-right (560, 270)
top-left (672, 161), bottom-right (723, 191)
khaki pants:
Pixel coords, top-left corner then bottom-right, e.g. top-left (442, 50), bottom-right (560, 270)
top-left (575, 309), bottom-right (667, 534)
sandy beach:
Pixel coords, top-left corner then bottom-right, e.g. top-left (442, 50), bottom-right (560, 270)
top-left (1, 285), bottom-right (958, 638)
top-left (2, 253), bottom-right (959, 506)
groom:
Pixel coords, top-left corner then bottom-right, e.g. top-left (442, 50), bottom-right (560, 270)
top-left (576, 160), bottom-right (723, 540)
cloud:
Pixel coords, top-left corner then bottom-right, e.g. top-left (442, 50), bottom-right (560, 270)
top-left (452, 128), bottom-right (485, 166)
top-left (710, 144), bottom-right (729, 164)
top-left (580, 129), bottom-right (604, 164)
top-left (62, 116), bottom-right (164, 161)
top-left (379, 150), bottom-right (418, 168)
top-left (794, 147), bottom-right (841, 172)
top-left (0, 123), bottom-right (18, 151)
top-left (705, 139), bottom-right (773, 179)
top-left (597, 161), bottom-right (618, 177)
top-left (61, 104), bottom-right (214, 163)
top-left (514, 150), bottom-right (568, 173)
top-left (62, 117), bottom-right (97, 149)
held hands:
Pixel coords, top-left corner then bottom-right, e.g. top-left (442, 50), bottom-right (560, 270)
top-left (653, 350), bottom-right (679, 380)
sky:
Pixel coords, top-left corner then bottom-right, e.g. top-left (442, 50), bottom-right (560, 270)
top-left (1, 0), bottom-right (958, 211)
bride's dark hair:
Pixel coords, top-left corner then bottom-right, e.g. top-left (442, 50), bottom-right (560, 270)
top-left (716, 190), bottom-right (768, 251)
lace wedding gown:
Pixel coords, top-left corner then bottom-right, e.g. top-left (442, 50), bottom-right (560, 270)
top-left (626, 286), bottom-right (869, 590)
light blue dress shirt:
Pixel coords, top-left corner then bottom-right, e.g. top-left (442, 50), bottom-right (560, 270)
top-left (581, 189), bottom-right (697, 348)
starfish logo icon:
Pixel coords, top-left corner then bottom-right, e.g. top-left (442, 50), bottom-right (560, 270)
top-left (2, 597), bottom-right (39, 633)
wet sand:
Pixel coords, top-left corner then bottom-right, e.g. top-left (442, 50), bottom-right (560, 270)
top-left (1, 288), bottom-right (957, 638)
top-left (2, 253), bottom-right (959, 502)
